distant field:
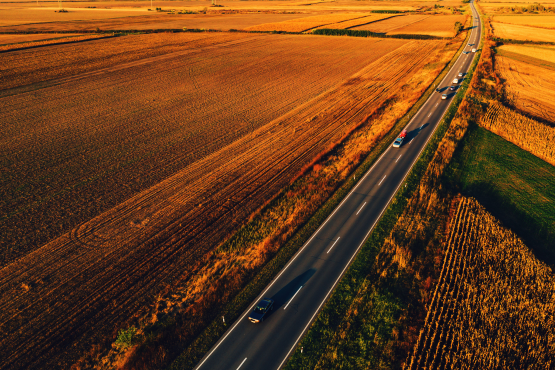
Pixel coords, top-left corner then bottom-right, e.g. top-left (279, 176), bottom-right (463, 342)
top-left (496, 55), bottom-right (555, 122)
top-left (313, 13), bottom-right (397, 30)
top-left (0, 32), bottom-right (448, 369)
top-left (0, 34), bottom-right (106, 51)
top-left (0, 12), bottom-right (311, 32)
top-left (245, 13), bottom-right (367, 32)
top-left (493, 15), bottom-right (555, 29)
top-left (350, 14), bottom-right (430, 32)
top-left (0, 33), bottom-right (83, 44)
top-left (387, 14), bottom-right (467, 37)
top-left (491, 21), bottom-right (555, 41)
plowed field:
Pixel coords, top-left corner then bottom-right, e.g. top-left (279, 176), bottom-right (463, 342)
top-left (0, 32), bottom-right (446, 369)
top-left (0, 33), bottom-right (83, 44)
top-left (496, 55), bottom-right (555, 122)
top-left (350, 14), bottom-right (430, 32)
top-left (491, 21), bottom-right (555, 42)
top-left (387, 15), bottom-right (466, 37)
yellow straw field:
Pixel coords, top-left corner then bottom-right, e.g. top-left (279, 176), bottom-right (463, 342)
top-left (491, 21), bottom-right (555, 42)
top-left (480, 102), bottom-right (555, 167)
top-left (496, 56), bottom-right (555, 122)
top-left (498, 44), bottom-right (555, 64)
top-left (387, 15), bottom-right (467, 37)
top-left (313, 14), bottom-right (397, 30)
top-left (407, 197), bottom-right (555, 369)
top-left (245, 13), bottom-right (367, 32)
top-left (493, 15), bottom-right (555, 29)
top-left (350, 14), bottom-right (430, 33)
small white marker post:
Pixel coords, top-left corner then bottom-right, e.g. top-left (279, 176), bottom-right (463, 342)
top-left (222, 316), bottom-right (226, 325)
top-left (301, 347), bottom-right (303, 354)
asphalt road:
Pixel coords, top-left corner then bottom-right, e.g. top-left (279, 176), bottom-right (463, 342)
top-left (194, 4), bottom-right (482, 369)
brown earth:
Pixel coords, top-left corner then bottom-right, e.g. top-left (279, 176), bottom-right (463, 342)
top-left (0, 32), bottom-right (446, 369)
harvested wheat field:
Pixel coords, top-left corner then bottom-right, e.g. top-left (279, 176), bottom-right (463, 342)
top-left (0, 34), bottom-right (106, 51)
top-left (407, 197), bottom-right (555, 369)
top-left (0, 33), bottom-right (83, 44)
top-left (481, 102), bottom-right (555, 166)
top-left (491, 21), bottom-right (555, 42)
top-left (496, 56), bottom-right (555, 122)
top-left (313, 13), bottom-right (397, 30)
top-left (498, 44), bottom-right (555, 64)
top-left (493, 15), bottom-right (555, 29)
top-left (0, 31), bottom-right (449, 369)
top-left (350, 14), bottom-right (430, 32)
top-left (388, 15), bottom-right (467, 37)
top-left (245, 13), bottom-right (367, 32)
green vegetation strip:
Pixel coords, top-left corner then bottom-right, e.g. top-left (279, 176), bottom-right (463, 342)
top-left (283, 35), bottom-right (482, 370)
top-left (169, 27), bottom-right (473, 370)
top-left (312, 28), bottom-right (446, 40)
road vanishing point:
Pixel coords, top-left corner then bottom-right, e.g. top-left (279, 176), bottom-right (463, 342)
top-left (195, 3), bottom-right (482, 369)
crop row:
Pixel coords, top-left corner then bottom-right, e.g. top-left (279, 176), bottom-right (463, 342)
top-left (406, 197), bottom-right (555, 369)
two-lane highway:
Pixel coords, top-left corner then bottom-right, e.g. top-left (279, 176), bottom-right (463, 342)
top-left (194, 3), bottom-right (482, 369)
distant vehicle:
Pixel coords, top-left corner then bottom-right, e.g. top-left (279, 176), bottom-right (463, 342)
top-left (449, 86), bottom-right (457, 91)
top-left (393, 129), bottom-right (407, 148)
top-left (441, 93), bottom-right (448, 100)
top-left (453, 78), bottom-right (460, 84)
top-left (249, 298), bottom-right (274, 323)
top-left (458, 72), bottom-right (464, 77)
top-left (463, 51), bottom-right (470, 54)
top-left (472, 48), bottom-right (477, 52)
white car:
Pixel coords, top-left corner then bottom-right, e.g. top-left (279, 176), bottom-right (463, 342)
top-left (458, 72), bottom-right (464, 77)
top-left (453, 78), bottom-right (460, 84)
top-left (441, 93), bottom-right (448, 100)
top-left (472, 48), bottom-right (477, 52)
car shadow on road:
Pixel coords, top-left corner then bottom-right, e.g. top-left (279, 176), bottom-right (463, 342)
top-left (270, 268), bottom-right (317, 310)
top-left (406, 122), bottom-right (429, 142)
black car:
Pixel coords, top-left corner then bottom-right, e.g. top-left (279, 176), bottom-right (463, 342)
top-left (249, 298), bottom-right (274, 323)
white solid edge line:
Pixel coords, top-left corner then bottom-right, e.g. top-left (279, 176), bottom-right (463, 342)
top-left (326, 237), bottom-right (340, 254)
top-left (236, 358), bottom-right (247, 370)
top-left (284, 286), bottom-right (303, 310)
top-left (378, 175), bottom-right (386, 186)
top-left (196, 8), bottom-right (480, 369)
top-left (356, 202), bottom-right (367, 215)
top-left (276, 14), bottom-right (481, 369)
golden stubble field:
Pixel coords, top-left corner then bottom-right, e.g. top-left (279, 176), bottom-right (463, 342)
top-left (0, 31), bottom-right (451, 369)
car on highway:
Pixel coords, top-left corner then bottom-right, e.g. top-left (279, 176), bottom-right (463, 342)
top-left (452, 78), bottom-right (460, 84)
top-left (458, 72), bottom-right (464, 77)
top-left (441, 93), bottom-right (448, 100)
top-left (393, 129), bottom-right (407, 148)
top-left (472, 48), bottom-right (477, 53)
top-left (249, 298), bottom-right (274, 323)
top-left (463, 51), bottom-right (470, 54)
top-left (449, 86), bottom-right (457, 91)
